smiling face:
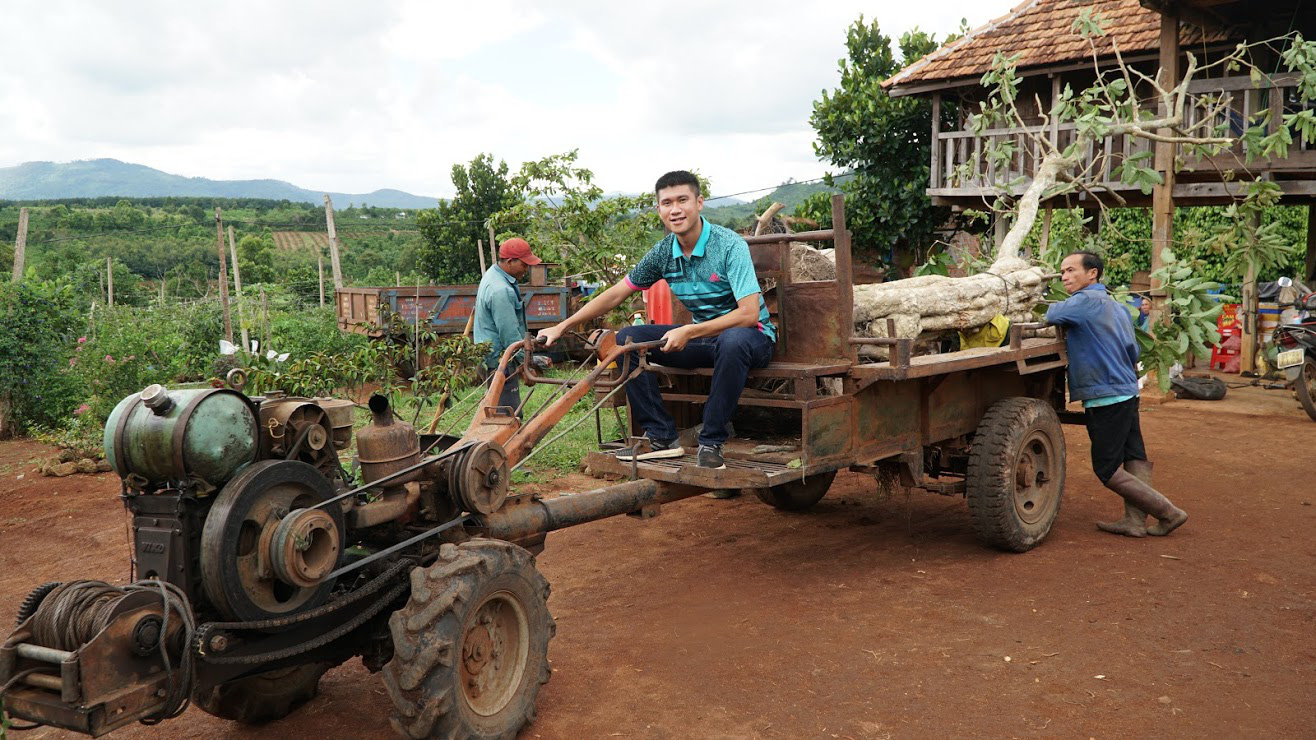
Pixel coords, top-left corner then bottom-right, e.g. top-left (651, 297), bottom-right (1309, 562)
top-left (1059, 254), bottom-right (1099, 294)
top-left (657, 183), bottom-right (703, 242)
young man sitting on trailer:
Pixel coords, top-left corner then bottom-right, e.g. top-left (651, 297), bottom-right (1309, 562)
top-left (1046, 251), bottom-right (1188, 537)
top-left (537, 170), bottom-right (776, 469)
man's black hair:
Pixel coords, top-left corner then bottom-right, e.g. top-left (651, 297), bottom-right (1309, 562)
top-left (1070, 250), bottom-right (1104, 280)
top-left (654, 170), bottom-right (701, 196)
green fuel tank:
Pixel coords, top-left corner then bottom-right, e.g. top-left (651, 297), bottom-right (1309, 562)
top-left (104, 384), bottom-right (259, 489)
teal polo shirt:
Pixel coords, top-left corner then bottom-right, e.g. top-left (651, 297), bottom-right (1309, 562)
top-left (624, 218), bottom-right (776, 342)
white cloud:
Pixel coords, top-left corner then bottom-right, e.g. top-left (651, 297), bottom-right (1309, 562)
top-left (0, 0), bottom-right (993, 198)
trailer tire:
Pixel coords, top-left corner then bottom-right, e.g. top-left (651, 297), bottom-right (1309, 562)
top-left (383, 539), bottom-right (554, 740)
top-left (966, 397), bottom-right (1065, 552)
top-left (751, 470), bottom-right (837, 511)
top-left (193, 661), bottom-right (335, 724)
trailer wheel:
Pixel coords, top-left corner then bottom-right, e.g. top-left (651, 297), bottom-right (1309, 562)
top-left (383, 539), bottom-right (555, 740)
top-left (1296, 357), bottom-right (1316, 422)
top-left (751, 470), bottom-right (837, 511)
top-left (966, 398), bottom-right (1065, 552)
top-left (193, 662), bottom-right (335, 724)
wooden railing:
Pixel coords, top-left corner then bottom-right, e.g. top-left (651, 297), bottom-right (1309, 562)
top-left (928, 73), bottom-right (1314, 197)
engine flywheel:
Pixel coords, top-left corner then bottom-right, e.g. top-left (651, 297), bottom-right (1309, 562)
top-left (200, 460), bottom-right (345, 621)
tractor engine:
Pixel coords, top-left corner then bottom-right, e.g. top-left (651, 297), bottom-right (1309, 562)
top-left (1, 382), bottom-right (508, 734)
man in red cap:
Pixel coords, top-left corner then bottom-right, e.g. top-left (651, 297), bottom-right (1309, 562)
top-left (474, 237), bottom-right (542, 413)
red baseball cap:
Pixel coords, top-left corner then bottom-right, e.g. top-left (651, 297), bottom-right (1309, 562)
top-left (499, 237), bottom-right (541, 265)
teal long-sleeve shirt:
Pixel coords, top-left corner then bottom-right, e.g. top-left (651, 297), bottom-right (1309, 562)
top-left (473, 265), bottom-right (527, 370)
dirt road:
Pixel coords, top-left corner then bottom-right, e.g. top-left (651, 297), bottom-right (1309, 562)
top-left (2, 384), bottom-right (1313, 738)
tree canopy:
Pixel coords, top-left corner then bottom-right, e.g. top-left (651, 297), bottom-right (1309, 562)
top-left (417, 154), bottom-right (520, 283)
top-left (810, 17), bottom-right (959, 273)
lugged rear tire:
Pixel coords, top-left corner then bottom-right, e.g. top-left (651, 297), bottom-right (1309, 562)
top-left (193, 662), bottom-right (335, 724)
top-left (966, 397), bottom-right (1066, 552)
top-left (383, 539), bottom-right (555, 739)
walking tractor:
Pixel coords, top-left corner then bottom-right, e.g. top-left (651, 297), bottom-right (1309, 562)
top-left (0, 197), bottom-right (1072, 738)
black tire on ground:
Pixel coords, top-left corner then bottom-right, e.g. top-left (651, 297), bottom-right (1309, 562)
top-left (193, 662), bottom-right (335, 724)
top-left (751, 470), bottom-right (838, 511)
top-left (383, 539), bottom-right (555, 740)
top-left (1296, 358), bottom-right (1316, 422)
top-left (966, 397), bottom-right (1066, 552)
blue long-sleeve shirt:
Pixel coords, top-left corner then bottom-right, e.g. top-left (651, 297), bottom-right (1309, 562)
top-left (1044, 283), bottom-right (1140, 401)
top-left (473, 265), bottom-right (527, 370)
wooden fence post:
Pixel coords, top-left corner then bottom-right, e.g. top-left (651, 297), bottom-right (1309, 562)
top-left (11, 207), bottom-right (28, 281)
top-left (477, 239), bottom-right (487, 274)
top-left (228, 225), bottom-right (249, 353)
top-left (107, 257), bottom-right (114, 307)
top-left (215, 208), bottom-right (233, 343)
top-left (324, 195), bottom-right (344, 290)
top-left (260, 286), bottom-right (270, 352)
top-left (488, 226), bottom-right (498, 267)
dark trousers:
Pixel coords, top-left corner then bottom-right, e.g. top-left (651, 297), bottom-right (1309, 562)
top-left (1083, 397), bottom-right (1147, 483)
top-left (615, 324), bottom-right (774, 447)
top-left (481, 366), bottom-right (521, 417)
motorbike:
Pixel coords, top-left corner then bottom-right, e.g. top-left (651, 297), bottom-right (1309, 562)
top-left (1272, 277), bottom-right (1316, 422)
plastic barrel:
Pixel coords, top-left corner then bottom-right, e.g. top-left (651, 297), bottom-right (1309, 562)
top-left (1259, 302), bottom-right (1281, 334)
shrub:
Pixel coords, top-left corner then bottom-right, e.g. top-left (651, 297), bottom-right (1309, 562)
top-left (0, 280), bottom-right (83, 433)
top-left (71, 305), bottom-right (191, 420)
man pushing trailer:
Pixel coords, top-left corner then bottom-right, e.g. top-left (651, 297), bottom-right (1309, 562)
top-left (1046, 251), bottom-right (1188, 537)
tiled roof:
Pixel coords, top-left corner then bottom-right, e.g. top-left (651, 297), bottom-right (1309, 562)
top-left (885, 0), bottom-right (1231, 90)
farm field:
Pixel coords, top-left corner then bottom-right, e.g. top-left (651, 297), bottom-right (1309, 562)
top-left (2, 384), bottom-right (1313, 738)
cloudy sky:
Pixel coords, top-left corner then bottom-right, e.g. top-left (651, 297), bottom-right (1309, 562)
top-left (2, 0), bottom-right (995, 200)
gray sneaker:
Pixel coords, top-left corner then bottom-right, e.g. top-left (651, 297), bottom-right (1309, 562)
top-left (617, 435), bottom-right (684, 461)
top-left (697, 444), bottom-right (726, 470)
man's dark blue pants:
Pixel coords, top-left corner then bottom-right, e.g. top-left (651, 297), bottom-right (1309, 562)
top-left (615, 324), bottom-right (774, 447)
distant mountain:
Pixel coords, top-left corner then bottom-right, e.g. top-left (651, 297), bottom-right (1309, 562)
top-left (0, 159), bottom-right (439, 209)
top-left (703, 176), bottom-right (850, 227)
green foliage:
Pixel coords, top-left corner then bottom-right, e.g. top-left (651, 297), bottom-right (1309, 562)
top-left (417, 154), bottom-right (521, 283)
top-left (811, 17), bottom-right (957, 268)
top-left (1205, 181), bottom-right (1295, 279)
top-left (0, 279), bottom-right (82, 432)
top-left (267, 306), bottom-right (366, 359)
top-left (70, 305), bottom-right (190, 420)
top-left (792, 191), bottom-right (836, 230)
top-left (1019, 205), bottom-right (1310, 289)
top-left (236, 233), bottom-right (276, 283)
top-left (246, 310), bottom-right (487, 422)
top-left (1138, 249), bottom-right (1230, 391)
top-left (491, 150), bottom-right (660, 286)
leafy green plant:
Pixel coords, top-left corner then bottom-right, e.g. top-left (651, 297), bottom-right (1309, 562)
top-left (0, 279), bottom-right (83, 433)
top-left (491, 149), bottom-right (662, 288)
top-left (245, 307), bottom-right (488, 424)
top-left (1138, 249), bottom-right (1230, 391)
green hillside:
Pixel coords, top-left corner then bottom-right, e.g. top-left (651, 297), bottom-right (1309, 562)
top-left (0, 159), bottom-right (439, 210)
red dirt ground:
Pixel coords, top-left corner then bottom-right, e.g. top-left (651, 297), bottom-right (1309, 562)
top-left (2, 382), bottom-right (1314, 738)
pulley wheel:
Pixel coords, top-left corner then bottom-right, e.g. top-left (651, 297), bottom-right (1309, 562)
top-left (201, 460), bottom-right (345, 621)
top-left (456, 442), bottom-right (510, 515)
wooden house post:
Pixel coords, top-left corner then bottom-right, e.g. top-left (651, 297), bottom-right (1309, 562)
top-left (1149, 8), bottom-right (1179, 331)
